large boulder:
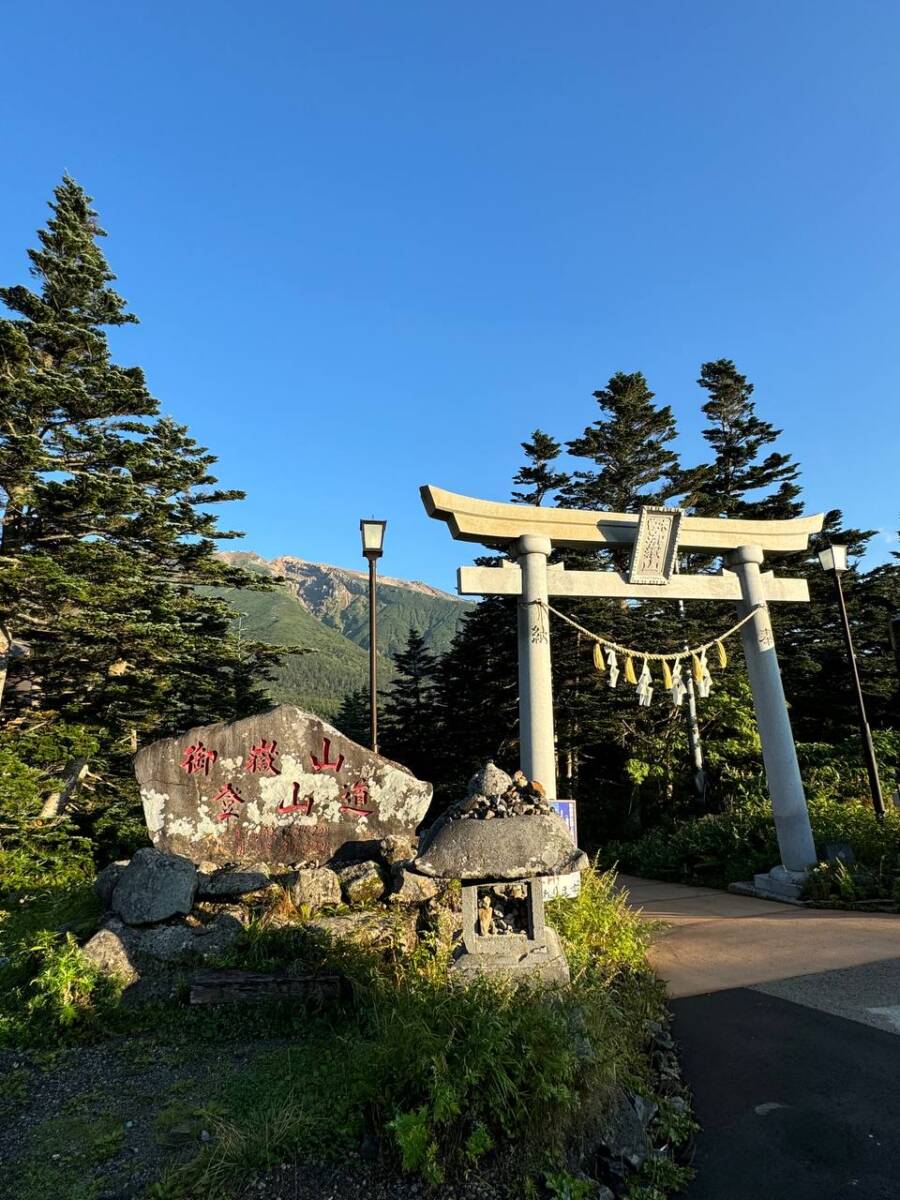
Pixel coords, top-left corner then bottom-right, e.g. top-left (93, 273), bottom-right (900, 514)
top-left (111, 848), bottom-right (198, 925)
top-left (134, 705), bottom-right (432, 867)
top-left (414, 813), bottom-right (587, 881)
top-left (85, 912), bottom-right (244, 976)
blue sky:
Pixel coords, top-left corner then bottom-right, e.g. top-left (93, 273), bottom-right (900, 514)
top-left (2, 2), bottom-right (898, 591)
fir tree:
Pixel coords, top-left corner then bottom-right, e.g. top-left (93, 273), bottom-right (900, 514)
top-left (511, 430), bottom-right (569, 506)
top-left (777, 511), bottom-right (898, 744)
top-left (679, 359), bottom-right (802, 519)
top-left (380, 629), bottom-right (441, 780)
top-left (0, 177), bottom-right (275, 739)
top-left (336, 687), bottom-right (370, 746)
top-left (431, 594), bottom-right (519, 805)
top-left (561, 372), bottom-right (680, 512)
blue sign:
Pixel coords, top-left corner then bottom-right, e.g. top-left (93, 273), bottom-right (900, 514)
top-left (550, 799), bottom-right (578, 843)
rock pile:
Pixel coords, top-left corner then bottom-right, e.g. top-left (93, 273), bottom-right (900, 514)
top-left (82, 837), bottom-right (455, 992)
top-left (446, 763), bottom-right (554, 822)
top-left (477, 885), bottom-right (528, 936)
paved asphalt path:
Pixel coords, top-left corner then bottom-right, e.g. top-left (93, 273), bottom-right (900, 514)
top-left (619, 876), bottom-right (900, 1200)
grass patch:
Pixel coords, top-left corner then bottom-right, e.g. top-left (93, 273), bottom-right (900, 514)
top-left (7, 1110), bottom-right (125, 1200)
top-left (153, 867), bottom-right (666, 1196)
top-left (2, 866), bottom-right (680, 1197)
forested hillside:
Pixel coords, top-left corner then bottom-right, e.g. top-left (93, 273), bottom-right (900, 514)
top-left (211, 553), bottom-right (471, 719)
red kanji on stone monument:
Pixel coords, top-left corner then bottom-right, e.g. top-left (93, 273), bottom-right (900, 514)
top-left (180, 741), bottom-right (218, 775)
top-left (340, 778), bottom-right (373, 816)
top-left (310, 737), bottom-right (344, 774)
top-left (212, 783), bottom-right (244, 821)
top-left (277, 782), bottom-right (314, 816)
top-left (245, 739), bottom-right (280, 775)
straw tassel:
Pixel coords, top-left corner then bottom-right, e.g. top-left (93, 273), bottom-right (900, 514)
top-left (692, 653), bottom-right (703, 685)
top-left (592, 642), bottom-right (606, 673)
top-left (661, 659), bottom-right (673, 689)
top-left (716, 640), bottom-right (728, 669)
top-left (624, 655), bottom-right (637, 685)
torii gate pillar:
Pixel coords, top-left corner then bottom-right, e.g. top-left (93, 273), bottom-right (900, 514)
top-left (516, 535), bottom-right (557, 797)
top-left (727, 545), bottom-right (817, 878)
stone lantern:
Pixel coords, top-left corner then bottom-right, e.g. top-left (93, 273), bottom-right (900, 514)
top-left (412, 764), bottom-right (587, 985)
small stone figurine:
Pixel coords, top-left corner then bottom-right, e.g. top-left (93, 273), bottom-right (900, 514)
top-left (477, 893), bottom-right (494, 937)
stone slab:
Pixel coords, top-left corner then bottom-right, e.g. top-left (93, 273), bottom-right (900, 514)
top-left (414, 812), bottom-right (585, 881)
top-left (750, 865), bottom-right (809, 901)
top-left (134, 705), bottom-right (432, 867)
top-left (450, 926), bottom-right (570, 985)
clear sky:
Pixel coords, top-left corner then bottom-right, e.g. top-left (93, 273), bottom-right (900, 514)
top-left (2, 2), bottom-right (898, 591)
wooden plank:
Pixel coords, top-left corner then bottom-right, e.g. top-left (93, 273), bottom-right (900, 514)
top-left (189, 969), bottom-right (342, 1006)
top-left (457, 565), bottom-right (810, 603)
top-left (423, 485), bottom-right (824, 553)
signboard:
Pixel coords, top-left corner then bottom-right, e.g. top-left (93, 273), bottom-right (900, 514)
top-left (543, 800), bottom-right (581, 899)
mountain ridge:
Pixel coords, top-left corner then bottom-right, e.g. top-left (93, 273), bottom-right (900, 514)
top-left (214, 551), bottom-right (472, 719)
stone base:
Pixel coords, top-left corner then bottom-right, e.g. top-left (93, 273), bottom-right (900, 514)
top-left (450, 926), bottom-right (570, 986)
top-left (729, 864), bottom-right (810, 905)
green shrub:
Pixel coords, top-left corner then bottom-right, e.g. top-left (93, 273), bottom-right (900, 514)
top-left (25, 931), bottom-right (122, 1028)
top-left (602, 792), bottom-right (900, 893)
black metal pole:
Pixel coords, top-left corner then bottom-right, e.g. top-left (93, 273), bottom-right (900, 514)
top-left (369, 555), bottom-right (378, 754)
top-left (832, 570), bottom-right (885, 820)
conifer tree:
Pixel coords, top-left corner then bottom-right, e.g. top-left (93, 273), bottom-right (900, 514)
top-left (777, 511), bottom-right (898, 743)
top-left (511, 430), bottom-right (569, 506)
top-left (679, 359), bottom-right (802, 519)
top-left (432, 595), bottom-right (519, 801)
top-left (380, 629), bottom-right (441, 780)
top-left (0, 176), bottom-right (274, 738)
top-left (336, 687), bottom-right (370, 746)
top-left (561, 372), bottom-right (680, 512)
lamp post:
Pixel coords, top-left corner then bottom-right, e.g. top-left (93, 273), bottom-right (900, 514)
top-left (818, 544), bottom-right (885, 820)
top-left (360, 519), bottom-right (387, 753)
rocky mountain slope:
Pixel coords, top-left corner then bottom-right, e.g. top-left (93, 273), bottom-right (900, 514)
top-left (212, 552), bottom-right (471, 719)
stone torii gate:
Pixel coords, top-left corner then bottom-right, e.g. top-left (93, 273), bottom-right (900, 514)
top-left (422, 485), bottom-right (826, 898)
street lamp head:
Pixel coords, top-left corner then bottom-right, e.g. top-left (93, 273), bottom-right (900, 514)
top-left (360, 518), bottom-right (387, 560)
top-left (818, 544), bottom-right (848, 574)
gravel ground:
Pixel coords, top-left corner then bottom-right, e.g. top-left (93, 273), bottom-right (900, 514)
top-left (0, 1041), bottom-right (517, 1200)
top-left (0, 1038), bottom-right (279, 1198)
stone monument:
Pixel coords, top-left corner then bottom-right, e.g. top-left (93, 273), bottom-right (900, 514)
top-left (134, 705), bottom-right (432, 867)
